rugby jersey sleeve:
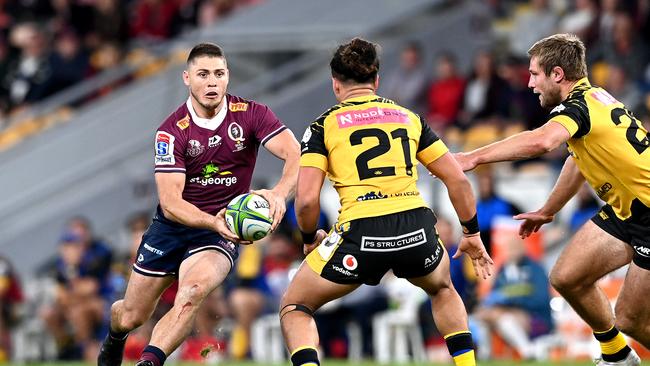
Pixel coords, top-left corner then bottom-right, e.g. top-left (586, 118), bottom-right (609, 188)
top-left (154, 127), bottom-right (186, 173)
top-left (416, 116), bottom-right (448, 165)
top-left (299, 119), bottom-right (328, 172)
top-left (548, 97), bottom-right (590, 138)
top-left (252, 103), bottom-right (287, 146)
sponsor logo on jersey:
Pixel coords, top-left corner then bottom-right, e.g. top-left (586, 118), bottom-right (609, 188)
top-left (201, 163), bottom-right (232, 178)
top-left (550, 104), bottom-right (566, 114)
top-left (391, 191), bottom-right (419, 198)
top-left (144, 243), bottom-right (164, 255)
top-left (342, 254), bottom-right (358, 270)
top-left (331, 265), bottom-right (358, 278)
top-left (228, 122), bottom-right (246, 151)
top-left (137, 254), bottom-right (144, 263)
top-left (208, 135), bottom-right (222, 148)
top-left (336, 106), bottom-right (409, 128)
top-left (187, 139), bottom-right (205, 157)
top-left (301, 128), bottom-right (312, 143)
top-left (360, 229), bottom-right (427, 252)
top-left (596, 182), bottom-right (612, 198)
top-left (591, 89), bottom-right (618, 105)
top-left (155, 131), bottom-right (175, 165)
top-left (634, 245), bottom-right (650, 257)
top-left (229, 102), bottom-right (248, 112)
top-left (176, 114), bottom-right (190, 129)
top-left (189, 163), bottom-right (237, 186)
top-left (356, 191), bottom-right (388, 202)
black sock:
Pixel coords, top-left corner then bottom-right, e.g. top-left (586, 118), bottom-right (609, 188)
top-left (290, 347), bottom-right (319, 366)
top-left (140, 345), bottom-right (167, 366)
top-left (108, 328), bottom-right (129, 341)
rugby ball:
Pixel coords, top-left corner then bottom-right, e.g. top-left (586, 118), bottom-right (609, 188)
top-left (225, 193), bottom-right (273, 241)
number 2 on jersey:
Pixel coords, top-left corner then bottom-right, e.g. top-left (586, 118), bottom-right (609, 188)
top-left (349, 128), bottom-right (413, 180)
top-left (611, 107), bottom-right (650, 154)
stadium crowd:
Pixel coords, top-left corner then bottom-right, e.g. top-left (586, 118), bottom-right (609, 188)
top-left (1, 0), bottom-right (650, 363)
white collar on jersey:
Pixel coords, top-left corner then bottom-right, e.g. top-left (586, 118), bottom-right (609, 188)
top-left (186, 96), bottom-right (227, 131)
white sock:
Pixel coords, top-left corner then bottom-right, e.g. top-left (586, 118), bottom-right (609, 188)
top-left (495, 313), bottom-right (534, 359)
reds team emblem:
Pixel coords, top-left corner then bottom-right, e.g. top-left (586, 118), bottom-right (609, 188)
top-left (186, 139), bottom-right (205, 157)
top-left (228, 122), bottom-right (246, 151)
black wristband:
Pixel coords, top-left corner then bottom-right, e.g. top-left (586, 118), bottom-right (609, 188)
top-left (460, 214), bottom-right (480, 235)
top-left (301, 230), bottom-right (317, 244)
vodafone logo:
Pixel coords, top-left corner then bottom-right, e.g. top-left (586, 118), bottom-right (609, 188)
top-left (342, 255), bottom-right (358, 271)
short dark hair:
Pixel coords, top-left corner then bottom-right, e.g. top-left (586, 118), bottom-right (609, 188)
top-left (528, 33), bottom-right (587, 81)
top-left (187, 43), bottom-right (226, 65)
top-left (330, 37), bottom-right (379, 84)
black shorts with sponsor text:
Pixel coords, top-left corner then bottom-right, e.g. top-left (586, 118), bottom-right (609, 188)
top-left (305, 207), bottom-right (444, 285)
top-left (132, 206), bottom-right (239, 277)
top-left (591, 200), bottom-right (650, 270)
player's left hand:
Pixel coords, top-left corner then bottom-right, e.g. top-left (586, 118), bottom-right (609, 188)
top-left (453, 234), bottom-right (493, 279)
top-left (250, 189), bottom-right (286, 232)
top-left (452, 152), bottom-right (478, 172)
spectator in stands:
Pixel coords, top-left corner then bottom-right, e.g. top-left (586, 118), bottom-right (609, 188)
top-left (47, 30), bottom-right (90, 96)
top-left (476, 167), bottom-right (522, 254)
top-left (508, 0), bottom-right (557, 58)
top-left (228, 233), bottom-right (300, 359)
top-left (498, 56), bottom-right (547, 130)
top-left (601, 13), bottom-right (650, 80)
top-left (604, 63), bottom-right (644, 116)
top-left (0, 256), bottom-right (23, 362)
top-left (88, 0), bottom-right (129, 48)
top-left (474, 235), bottom-right (552, 360)
top-left (426, 51), bottom-right (466, 134)
top-left (558, 0), bottom-right (598, 42)
top-left (40, 217), bottom-right (113, 361)
top-left (381, 41), bottom-right (428, 113)
top-left (3, 23), bottom-right (52, 109)
top-left (458, 50), bottom-right (510, 129)
top-left (130, 0), bottom-right (178, 41)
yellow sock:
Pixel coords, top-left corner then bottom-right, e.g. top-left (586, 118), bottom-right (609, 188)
top-left (594, 326), bottom-right (631, 362)
top-left (453, 349), bottom-right (476, 366)
top-left (444, 331), bottom-right (476, 366)
top-left (229, 326), bottom-right (249, 360)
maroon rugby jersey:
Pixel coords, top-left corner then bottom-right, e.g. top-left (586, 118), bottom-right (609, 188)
top-left (154, 94), bottom-right (286, 215)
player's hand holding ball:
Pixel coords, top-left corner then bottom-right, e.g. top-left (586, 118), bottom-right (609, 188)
top-left (224, 193), bottom-right (273, 243)
top-left (250, 188), bottom-right (286, 231)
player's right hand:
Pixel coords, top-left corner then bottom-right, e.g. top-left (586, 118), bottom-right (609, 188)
top-left (513, 210), bottom-right (554, 238)
top-left (453, 234), bottom-right (493, 279)
top-left (214, 208), bottom-right (253, 245)
top-left (303, 229), bottom-right (327, 256)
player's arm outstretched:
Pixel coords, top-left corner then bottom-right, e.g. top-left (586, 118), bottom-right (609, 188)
top-left (252, 130), bottom-right (300, 231)
top-left (514, 156), bottom-right (585, 238)
top-left (155, 172), bottom-right (247, 243)
top-left (424, 152), bottom-right (493, 279)
top-left (454, 121), bottom-right (571, 171)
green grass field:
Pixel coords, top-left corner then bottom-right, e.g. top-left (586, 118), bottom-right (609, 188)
top-left (22, 361), bottom-right (650, 366)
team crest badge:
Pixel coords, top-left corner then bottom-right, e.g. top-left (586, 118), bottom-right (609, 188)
top-left (187, 139), bottom-right (205, 157)
top-left (228, 122), bottom-right (246, 151)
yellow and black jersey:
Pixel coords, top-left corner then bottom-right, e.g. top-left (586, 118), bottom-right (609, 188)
top-left (300, 95), bottom-right (448, 224)
top-left (549, 78), bottom-right (650, 220)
